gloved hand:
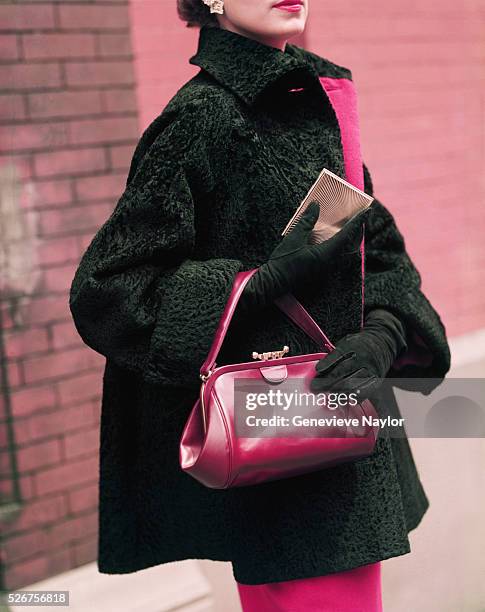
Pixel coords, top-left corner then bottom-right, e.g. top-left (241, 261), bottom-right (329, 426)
top-left (237, 201), bottom-right (368, 315)
top-left (310, 308), bottom-right (408, 400)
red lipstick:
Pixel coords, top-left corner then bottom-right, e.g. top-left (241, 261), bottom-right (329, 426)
top-left (272, 0), bottom-right (303, 13)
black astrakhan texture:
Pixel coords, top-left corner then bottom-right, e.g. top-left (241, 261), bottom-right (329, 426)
top-left (69, 24), bottom-right (451, 584)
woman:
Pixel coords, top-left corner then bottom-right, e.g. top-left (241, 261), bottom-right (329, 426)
top-left (69, 0), bottom-right (451, 610)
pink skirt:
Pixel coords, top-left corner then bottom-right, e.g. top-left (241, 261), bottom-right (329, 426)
top-left (236, 562), bottom-right (382, 612)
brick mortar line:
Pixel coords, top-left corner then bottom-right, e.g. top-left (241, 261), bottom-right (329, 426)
top-left (3, 1), bottom-right (128, 4)
top-left (5, 339), bottom-right (98, 361)
top-left (20, 445), bottom-right (98, 475)
top-left (14, 199), bottom-right (124, 212)
top-left (6, 401), bottom-right (98, 424)
top-left (0, 27), bottom-right (131, 34)
top-left (2, 82), bottom-right (136, 95)
top-left (3, 522), bottom-right (99, 569)
top-left (9, 425), bottom-right (100, 452)
top-left (12, 434), bottom-right (64, 473)
top-left (12, 382), bottom-right (103, 406)
top-left (2, 143), bottom-right (137, 158)
top-left (31, 167), bottom-right (132, 181)
top-left (4, 542), bottom-right (98, 580)
top-left (2, 1), bottom-right (128, 7)
top-left (6, 407), bottom-right (99, 448)
top-left (51, 1), bottom-right (60, 29)
top-left (0, 23), bottom-right (131, 30)
top-left (5, 397), bottom-right (101, 420)
top-left (0, 54), bottom-right (134, 64)
top-left (2, 485), bottom-right (99, 538)
top-left (11, 362), bottom-right (103, 388)
top-left (28, 461), bottom-right (99, 486)
top-left (1, 83), bottom-right (136, 94)
top-left (0, 111), bottom-right (138, 127)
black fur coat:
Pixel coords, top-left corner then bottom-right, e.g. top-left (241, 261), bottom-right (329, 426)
top-left (69, 24), bottom-right (451, 584)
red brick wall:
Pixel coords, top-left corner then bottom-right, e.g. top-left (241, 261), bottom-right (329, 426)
top-left (0, 1), bottom-right (138, 590)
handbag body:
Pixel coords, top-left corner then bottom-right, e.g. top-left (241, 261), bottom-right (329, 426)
top-left (179, 269), bottom-right (380, 489)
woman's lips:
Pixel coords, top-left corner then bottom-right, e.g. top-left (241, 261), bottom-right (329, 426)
top-left (273, 1), bottom-right (303, 12)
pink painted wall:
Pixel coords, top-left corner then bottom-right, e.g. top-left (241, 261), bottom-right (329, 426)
top-left (129, 1), bottom-right (485, 338)
top-left (305, 1), bottom-right (485, 338)
top-left (129, 1), bottom-right (199, 131)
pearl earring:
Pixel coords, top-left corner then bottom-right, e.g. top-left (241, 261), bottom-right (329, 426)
top-left (203, 0), bottom-right (224, 15)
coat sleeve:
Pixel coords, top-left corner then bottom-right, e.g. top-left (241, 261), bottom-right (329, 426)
top-left (69, 102), bottom-right (243, 388)
top-left (362, 163), bottom-right (451, 394)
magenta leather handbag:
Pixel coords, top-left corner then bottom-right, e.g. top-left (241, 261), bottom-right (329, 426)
top-left (179, 268), bottom-right (380, 489)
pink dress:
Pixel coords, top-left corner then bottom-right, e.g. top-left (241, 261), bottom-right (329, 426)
top-left (236, 561), bottom-right (382, 612)
top-left (236, 77), bottom-right (383, 612)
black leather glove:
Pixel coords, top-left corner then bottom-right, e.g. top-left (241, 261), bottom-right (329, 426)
top-left (310, 308), bottom-right (408, 400)
top-left (237, 201), bottom-right (368, 315)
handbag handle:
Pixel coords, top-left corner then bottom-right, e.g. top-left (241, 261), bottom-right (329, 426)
top-left (199, 269), bottom-right (336, 380)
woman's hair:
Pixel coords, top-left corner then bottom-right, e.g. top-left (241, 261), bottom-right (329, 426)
top-left (177, 0), bottom-right (220, 28)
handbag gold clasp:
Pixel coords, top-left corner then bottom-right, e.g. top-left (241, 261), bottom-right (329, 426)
top-left (252, 345), bottom-right (289, 361)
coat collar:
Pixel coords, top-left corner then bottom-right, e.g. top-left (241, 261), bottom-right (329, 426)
top-left (189, 24), bottom-right (352, 107)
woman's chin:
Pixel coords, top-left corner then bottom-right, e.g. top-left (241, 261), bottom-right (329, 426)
top-left (260, 20), bottom-right (306, 41)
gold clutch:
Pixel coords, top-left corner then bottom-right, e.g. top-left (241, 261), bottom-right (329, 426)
top-left (281, 168), bottom-right (374, 243)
